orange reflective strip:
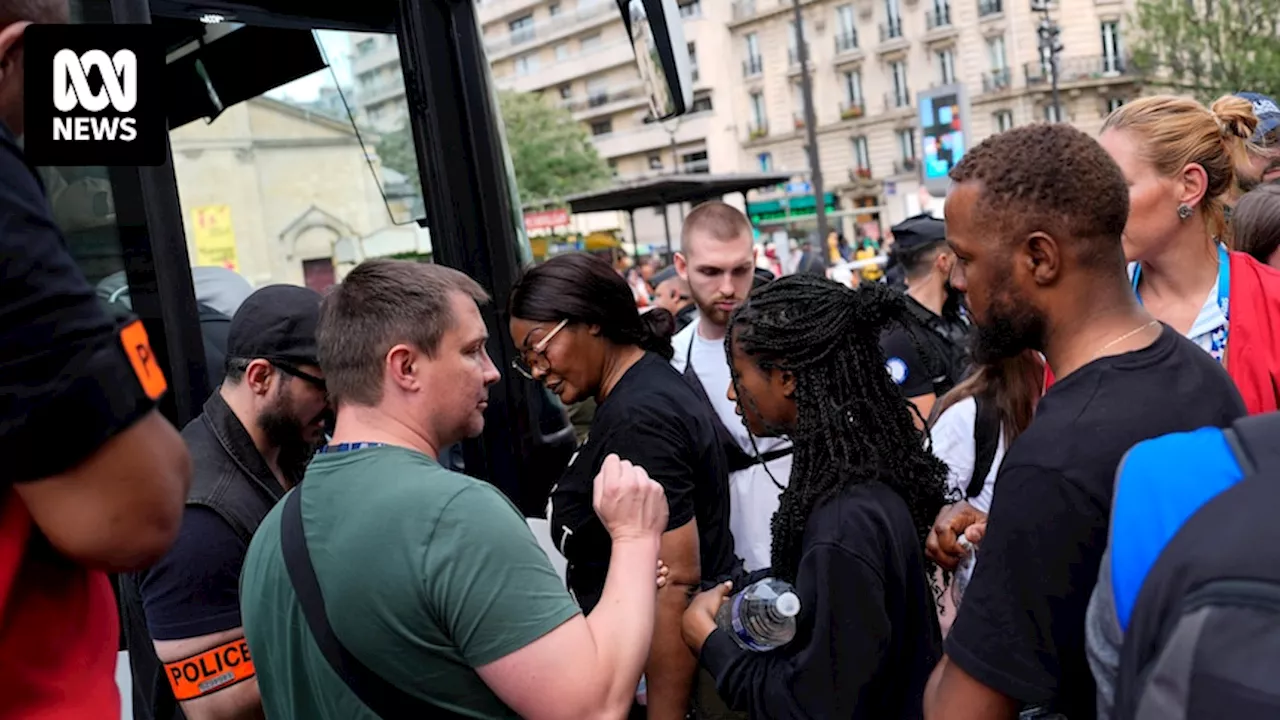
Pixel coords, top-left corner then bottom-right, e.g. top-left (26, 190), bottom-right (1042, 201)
top-left (120, 319), bottom-right (168, 400)
top-left (163, 638), bottom-right (255, 701)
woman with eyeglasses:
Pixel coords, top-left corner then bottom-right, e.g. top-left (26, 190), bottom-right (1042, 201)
top-left (510, 252), bottom-right (740, 720)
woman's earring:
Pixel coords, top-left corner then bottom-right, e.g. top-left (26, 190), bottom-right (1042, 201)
top-left (1177, 203), bottom-right (1194, 221)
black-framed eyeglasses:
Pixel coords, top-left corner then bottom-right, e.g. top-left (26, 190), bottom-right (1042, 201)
top-left (512, 318), bottom-right (569, 381)
top-left (272, 361), bottom-right (327, 392)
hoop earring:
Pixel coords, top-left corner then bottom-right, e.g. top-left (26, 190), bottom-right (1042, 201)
top-left (1177, 203), bottom-right (1194, 221)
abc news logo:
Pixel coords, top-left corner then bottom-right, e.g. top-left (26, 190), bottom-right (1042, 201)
top-left (25, 25), bottom-right (163, 166)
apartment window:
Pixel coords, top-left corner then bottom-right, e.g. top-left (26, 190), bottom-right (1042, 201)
top-left (836, 4), bottom-right (858, 51)
top-left (937, 48), bottom-right (956, 85)
top-left (549, 2), bottom-right (561, 15)
top-left (692, 93), bottom-right (714, 113)
top-left (1101, 20), bottom-right (1122, 73)
top-left (515, 53), bottom-right (539, 76)
top-left (1107, 97), bottom-right (1125, 113)
top-left (558, 84), bottom-right (573, 99)
top-left (688, 42), bottom-right (699, 82)
top-left (581, 32), bottom-right (602, 51)
top-left (744, 33), bottom-right (763, 75)
top-left (891, 60), bottom-right (909, 106)
top-left (885, 0), bottom-right (902, 34)
top-left (930, 0), bottom-right (951, 27)
top-left (679, 0), bottom-right (702, 18)
top-left (750, 91), bottom-right (767, 128)
top-left (788, 19), bottom-right (807, 64)
top-left (607, 159), bottom-right (618, 176)
top-left (682, 150), bottom-right (710, 173)
top-left (554, 43), bottom-right (571, 61)
top-left (843, 70), bottom-right (864, 108)
top-left (356, 38), bottom-right (376, 55)
top-left (590, 119), bottom-right (613, 135)
top-left (1044, 103), bottom-right (1063, 122)
top-left (853, 135), bottom-right (871, 170)
top-left (897, 127), bottom-right (917, 160)
top-left (509, 14), bottom-right (535, 44)
top-left (648, 154), bottom-right (664, 170)
top-left (995, 109), bottom-right (1014, 132)
top-left (586, 77), bottom-right (608, 105)
top-left (987, 35), bottom-right (1006, 71)
top-left (758, 152), bottom-right (773, 172)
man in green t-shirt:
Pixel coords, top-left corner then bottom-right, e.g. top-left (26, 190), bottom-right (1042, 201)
top-left (240, 259), bottom-right (669, 719)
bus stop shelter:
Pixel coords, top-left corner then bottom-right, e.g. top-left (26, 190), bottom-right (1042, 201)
top-left (565, 172), bottom-right (793, 260)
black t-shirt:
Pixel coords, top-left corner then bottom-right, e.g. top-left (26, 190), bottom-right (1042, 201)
top-left (946, 326), bottom-right (1245, 718)
top-left (700, 480), bottom-right (942, 719)
top-left (550, 352), bottom-right (737, 612)
top-left (0, 122), bottom-right (156, 482)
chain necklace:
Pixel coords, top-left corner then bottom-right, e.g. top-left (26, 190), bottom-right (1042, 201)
top-left (1092, 320), bottom-right (1161, 360)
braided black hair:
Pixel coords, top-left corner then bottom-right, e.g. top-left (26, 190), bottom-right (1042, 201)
top-left (726, 274), bottom-right (949, 585)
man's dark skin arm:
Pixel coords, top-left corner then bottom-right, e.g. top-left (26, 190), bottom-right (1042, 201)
top-left (925, 657), bottom-right (1020, 720)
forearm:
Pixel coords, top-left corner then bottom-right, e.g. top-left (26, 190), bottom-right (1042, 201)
top-left (644, 583), bottom-right (697, 719)
top-left (583, 538), bottom-right (662, 713)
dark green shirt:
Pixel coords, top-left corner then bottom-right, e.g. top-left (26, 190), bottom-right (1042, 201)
top-left (241, 445), bottom-right (580, 718)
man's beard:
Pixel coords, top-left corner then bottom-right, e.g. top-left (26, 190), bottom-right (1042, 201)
top-left (973, 288), bottom-right (1046, 363)
top-left (258, 390), bottom-right (324, 468)
top-left (694, 293), bottom-right (740, 328)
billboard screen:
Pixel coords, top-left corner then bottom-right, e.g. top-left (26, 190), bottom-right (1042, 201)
top-left (917, 84), bottom-right (969, 196)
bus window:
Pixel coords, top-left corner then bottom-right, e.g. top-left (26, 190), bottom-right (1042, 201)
top-left (162, 20), bottom-right (431, 293)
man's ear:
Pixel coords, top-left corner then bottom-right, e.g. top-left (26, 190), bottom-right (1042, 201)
top-left (1024, 232), bottom-right (1062, 285)
top-left (674, 252), bottom-right (688, 281)
top-left (0, 21), bottom-right (30, 84)
top-left (243, 359), bottom-right (276, 396)
top-left (386, 344), bottom-right (421, 393)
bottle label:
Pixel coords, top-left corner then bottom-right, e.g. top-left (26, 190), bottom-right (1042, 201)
top-left (730, 592), bottom-right (771, 652)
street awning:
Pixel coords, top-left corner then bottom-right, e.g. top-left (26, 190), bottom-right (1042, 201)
top-left (565, 173), bottom-right (794, 214)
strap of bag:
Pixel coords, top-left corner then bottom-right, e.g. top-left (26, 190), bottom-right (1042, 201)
top-left (967, 394), bottom-right (1001, 499)
top-left (281, 488), bottom-right (466, 719)
top-left (1223, 412), bottom-right (1280, 478)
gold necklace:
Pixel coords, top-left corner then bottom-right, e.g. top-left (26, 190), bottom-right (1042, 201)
top-left (1092, 320), bottom-right (1160, 360)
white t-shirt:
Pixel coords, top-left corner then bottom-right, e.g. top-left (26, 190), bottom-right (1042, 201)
top-left (672, 319), bottom-right (792, 571)
top-left (929, 396), bottom-right (1006, 588)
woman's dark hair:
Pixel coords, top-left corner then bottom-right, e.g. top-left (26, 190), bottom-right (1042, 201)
top-left (510, 253), bottom-right (675, 360)
top-left (929, 348), bottom-right (1044, 448)
top-left (727, 275), bottom-right (949, 584)
top-left (1232, 183), bottom-right (1280, 265)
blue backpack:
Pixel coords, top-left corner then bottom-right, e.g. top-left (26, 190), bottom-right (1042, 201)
top-left (1111, 412), bottom-right (1280, 719)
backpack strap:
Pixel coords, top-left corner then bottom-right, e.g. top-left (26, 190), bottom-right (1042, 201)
top-left (1223, 412), bottom-right (1280, 478)
top-left (280, 488), bottom-right (466, 719)
top-left (967, 394), bottom-right (1001, 499)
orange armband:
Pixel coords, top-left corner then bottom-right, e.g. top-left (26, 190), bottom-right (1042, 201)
top-left (163, 637), bottom-right (255, 701)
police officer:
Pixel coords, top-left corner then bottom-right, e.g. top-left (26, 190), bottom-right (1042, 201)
top-left (879, 213), bottom-right (970, 424)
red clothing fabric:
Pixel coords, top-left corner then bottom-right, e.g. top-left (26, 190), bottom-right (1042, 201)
top-left (0, 490), bottom-right (120, 719)
top-left (1043, 252), bottom-right (1280, 414)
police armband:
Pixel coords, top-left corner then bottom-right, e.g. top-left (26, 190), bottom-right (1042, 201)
top-left (163, 637), bottom-right (255, 701)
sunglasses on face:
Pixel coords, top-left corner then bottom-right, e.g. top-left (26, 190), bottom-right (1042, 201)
top-left (271, 361), bottom-right (327, 392)
top-left (512, 319), bottom-right (569, 381)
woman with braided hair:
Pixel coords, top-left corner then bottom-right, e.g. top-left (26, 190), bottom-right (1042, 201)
top-left (681, 274), bottom-right (947, 719)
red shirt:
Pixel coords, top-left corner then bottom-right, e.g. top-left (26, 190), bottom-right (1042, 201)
top-left (0, 491), bottom-right (120, 719)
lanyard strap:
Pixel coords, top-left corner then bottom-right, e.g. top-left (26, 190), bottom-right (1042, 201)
top-left (316, 442), bottom-right (386, 455)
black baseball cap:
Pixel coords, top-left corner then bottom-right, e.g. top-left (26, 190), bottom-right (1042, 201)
top-left (227, 284), bottom-right (323, 367)
top-left (890, 213), bottom-right (947, 254)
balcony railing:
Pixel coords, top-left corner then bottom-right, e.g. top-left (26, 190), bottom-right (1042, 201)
top-left (840, 101), bottom-right (866, 120)
top-left (981, 67), bottom-right (1012, 93)
top-left (483, 1), bottom-right (613, 54)
top-left (561, 85), bottom-right (645, 112)
top-left (895, 158), bottom-right (919, 174)
top-left (731, 0), bottom-right (756, 21)
top-left (748, 121), bottom-right (769, 140)
top-left (978, 0), bottom-right (1002, 16)
top-left (793, 113), bottom-right (807, 130)
top-left (509, 27), bottom-right (536, 45)
top-left (743, 55), bottom-right (764, 76)
top-left (835, 31), bottom-right (859, 53)
top-left (880, 20), bottom-right (904, 41)
top-left (788, 44), bottom-right (810, 66)
top-left (849, 166), bottom-right (875, 182)
top-left (926, 6), bottom-right (952, 29)
top-left (886, 90), bottom-right (911, 110)
top-left (1025, 54), bottom-right (1130, 86)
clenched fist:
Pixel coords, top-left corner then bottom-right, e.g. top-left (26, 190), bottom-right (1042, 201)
top-left (593, 454), bottom-right (668, 545)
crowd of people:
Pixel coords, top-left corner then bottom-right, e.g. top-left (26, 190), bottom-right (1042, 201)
top-left (5, 0), bottom-right (1280, 713)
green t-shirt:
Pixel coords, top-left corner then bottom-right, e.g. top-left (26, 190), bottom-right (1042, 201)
top-left (240, 445), bottom-right (580, 719)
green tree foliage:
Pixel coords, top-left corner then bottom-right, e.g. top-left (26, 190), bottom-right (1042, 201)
top-left (1129, 0), bottom-right (1280, 103)
top-left (374, 125), bottom-right (421, 192)
top-left (497, 90), bottom-right (612, 206)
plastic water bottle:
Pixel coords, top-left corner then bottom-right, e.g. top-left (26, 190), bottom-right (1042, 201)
top-left (951, 534), bottom-right (978, 607)
top-left (635, 675), bottom-right (647, 706)
top-left (715, 577), bottom-right (802, 652)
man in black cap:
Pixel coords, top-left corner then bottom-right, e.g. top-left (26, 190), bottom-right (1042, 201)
top-left (124, 284), bottom-right (328, 720)
top-left (879, 212), bottom-right (971, 425)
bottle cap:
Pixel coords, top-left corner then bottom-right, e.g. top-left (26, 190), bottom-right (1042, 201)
top-left (774, 592), bottom-right (801, 618)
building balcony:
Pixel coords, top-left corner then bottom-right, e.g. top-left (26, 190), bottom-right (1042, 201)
top-left (732, 0), bottom-right (757, 21)
top-left (743, 55), bottom-right (764, 77)
top-left (895, 158), bottom-right (920, 175)
top-left (981, 67), bottom-right (1012, 93)
top-left (747, 120), bottom-right (769, 140)
top-left (849, 166), bottom-right (876, 184)
top-left (483, 0), bottom-right (615, 58)
top-left (885, 90), bottom-right (911, 111)
top-left (561, 82), bottom-right (647, 117)
top-left (787, 44), bottom-right (811, 67)
top-left (494, 41), bottom-right (635, 93)
top-left (1024, 54), bottom-right (1132, 87)
top-left (977, 0), bottom-right (1003, 17)
top-left (839, 101), bottom-right (866, 120)
top-left (835, 32), bottom-right (859, 54)
top-left (926, 6), bottom-right (952, 30)
top-left (590, 111), bottom-right (712, 159)
top-left (880, 20), bottom-right (904, 42)
top-left (792, 113), bottom-right (807, 130)
top-left (356, 76), bottom-right (407, 108)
